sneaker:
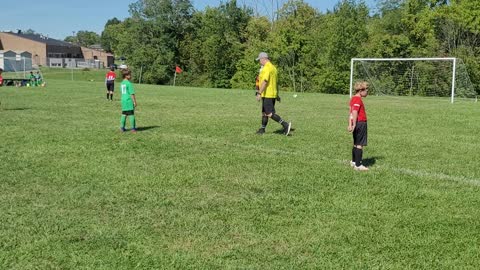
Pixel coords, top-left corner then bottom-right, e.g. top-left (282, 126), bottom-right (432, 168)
top-left (131, 129), bottom-right (137, 133)
top-left (354, 165), bottom-right (369, 171)
top-left (256, 128), bottom-right (265, 135)
top-left (120, 127), bottom-right (126, 132)
top-left (284, 122), bottom-right (292, 136)
top-left (350, 161), bottom-right (356, 167)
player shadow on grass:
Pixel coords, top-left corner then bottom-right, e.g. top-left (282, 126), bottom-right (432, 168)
top-left (363, 156), bottom-right (382, 167)
top-left (135, 126), bottom-right (160, 132)
top-left (273, 127), bottom-right (296, 135)
top-left (2, 108), bottom-right (30, 111)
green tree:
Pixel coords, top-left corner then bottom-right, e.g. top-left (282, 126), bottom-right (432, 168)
top-left (435, 0), bottom-right (480, 93)
top-left (107, 0), bottom-right (194, 84)
top-left (230, 16), bottom-right (271, 89)
top-left (269, 0), bottom-right (318, 92)
top-left (76, 31), bottom-right (101, 47)
top-left (304, 0), bottom-right (369, 93)
top-left (64, 36), bottom-right (78, 44)
top-left (191, 0), bottom-right (252, 88)
top-left (101, 18), bottom-right (121, 52)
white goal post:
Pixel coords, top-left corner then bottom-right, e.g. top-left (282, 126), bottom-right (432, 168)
top-left (350, 57), bottom-right (476, 103)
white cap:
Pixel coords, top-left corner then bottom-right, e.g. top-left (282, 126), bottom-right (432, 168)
top-left (119, 64), bottom-right (128, 69)
top-left (256, 52), bottom-right (269, 61)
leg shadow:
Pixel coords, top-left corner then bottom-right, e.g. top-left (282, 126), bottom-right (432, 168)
top-left (273, 127), bottom-right (296, 135)
top-left (136, 126), bottom-right (160, 132)
top-left (363, 156), bottom-right (383, 167)
top-left (3, 108), bottom-right (30, 111)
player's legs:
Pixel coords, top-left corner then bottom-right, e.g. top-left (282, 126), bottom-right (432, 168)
top-left (120, 110), bottom-right (134, 131)
top-left (129, 115), bottom-right (136, 131)
top-left (120, 114), bottom-right (127, 131)
top-left (257, 98), bottom-right (270, 134)
top-left (107, 83), bottom-right (114, 100)
top-left (352, 122), bottom-right (368, 170)
top-left (267, 99), bottom-right (291, 135)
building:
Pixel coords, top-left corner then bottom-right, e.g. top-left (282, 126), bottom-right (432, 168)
top-left (0, 31), bottom-right (113, 68)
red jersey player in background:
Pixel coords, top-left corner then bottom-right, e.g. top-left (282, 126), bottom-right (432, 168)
top-left (348, 81), bottom-right (369, 171)
top-left (0, 68), bottom-right (4, 87)
top-left (105, 66), bottom-right (116, 101)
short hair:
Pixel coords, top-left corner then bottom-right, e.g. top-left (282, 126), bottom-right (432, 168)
top-left (354, 81), bottom-right (369, 93)
top-left (0, 68), bottom-right (3, 73)
top-left (122, 69), bottom-right (131, 79)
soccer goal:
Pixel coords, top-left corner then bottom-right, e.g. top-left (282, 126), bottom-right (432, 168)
top-left (349, 58), bottom-right (477, 103)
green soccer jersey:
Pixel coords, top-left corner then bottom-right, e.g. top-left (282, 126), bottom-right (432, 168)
top-left (120, 79), bottom-right (135, 111)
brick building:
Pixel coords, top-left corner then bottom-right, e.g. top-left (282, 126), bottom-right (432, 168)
top-left (0, 31), bottom-right (113, 68)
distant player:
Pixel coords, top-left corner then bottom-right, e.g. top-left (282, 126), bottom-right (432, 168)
top-left (29, 71), bottom-right (36, 86)
top-left (35, 71), bottom-right (44, 87)
top-left (0, 68), bottom-right (3, 87)
top-left (120, 69), bottom-right (137, 133)
top-left (348, 81), bottom-right (369, 171)
top-left (105, 66), bottom-right (116, 101)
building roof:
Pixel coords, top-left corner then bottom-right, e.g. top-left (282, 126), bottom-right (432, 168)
top-left (2, 32), bottom-right (79, 48)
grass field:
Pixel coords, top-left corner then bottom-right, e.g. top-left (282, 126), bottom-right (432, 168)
top-left (40, 67), bottom-right (115, 83)
top-left (1, 80), bottom-right (480, 269)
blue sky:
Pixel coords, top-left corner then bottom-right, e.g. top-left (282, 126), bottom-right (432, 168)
top-left (0, 0), bottom-right (376, 40)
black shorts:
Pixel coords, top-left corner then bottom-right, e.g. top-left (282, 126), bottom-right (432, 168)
top-left (353, 121), bottom-right (367, 146)
top-left (122, 110), bottom-right (134, 115)
top-left (106, 82), bottom-right (114, 91)
top-left (262, 98), bottom-right (276, 114)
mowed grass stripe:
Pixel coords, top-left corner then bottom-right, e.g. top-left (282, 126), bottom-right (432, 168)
top-left (1, 80), bottom-right (480, 269)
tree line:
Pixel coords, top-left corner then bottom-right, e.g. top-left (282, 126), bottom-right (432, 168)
top-left (85, 0), bottom-right (480, 94)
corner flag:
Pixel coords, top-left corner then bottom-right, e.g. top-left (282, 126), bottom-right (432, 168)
top-left (175, 66), bottom-right (183, 74)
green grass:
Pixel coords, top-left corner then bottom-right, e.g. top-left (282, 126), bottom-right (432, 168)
top-left (1, 80), bottom-right (480, 269)
top-left (2, 67), bottom-right (110, 82)
top-left (39, 67), bottom-right (113, 82)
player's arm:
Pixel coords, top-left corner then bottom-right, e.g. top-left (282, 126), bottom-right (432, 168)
top-left (256, 80), bottom-right (267, 101)
top-left (131, 94), bottom-right (137, 107)
top-left (259, 80), bottom-right (268, 94)
top-left (348, 109), bottom-right (358, 132)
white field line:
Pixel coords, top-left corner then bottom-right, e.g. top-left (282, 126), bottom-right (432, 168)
top-left (168, 133), bottom-right (480, 187)
top-left (387, 167), bottom-right (480, 187)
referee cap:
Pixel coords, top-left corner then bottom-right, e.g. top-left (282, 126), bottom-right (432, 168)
top-left (256, 52), bottom-right (269, 61)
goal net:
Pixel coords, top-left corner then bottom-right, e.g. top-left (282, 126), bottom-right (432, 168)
top-left (350, 58), bottom-right (477, 103)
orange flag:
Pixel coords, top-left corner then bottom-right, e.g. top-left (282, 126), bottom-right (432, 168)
top-left (175, 66), bottom-right (183, 74)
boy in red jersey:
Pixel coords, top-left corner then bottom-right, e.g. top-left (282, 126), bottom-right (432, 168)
top-left (0, 68), bottom-right (3, 87)
top-left (105, 66), bottom-right (116, 101)
top-left (348, 81), bottom-right (369, 171)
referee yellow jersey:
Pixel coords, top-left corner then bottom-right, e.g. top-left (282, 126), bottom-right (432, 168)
top-left (259, 61), bottom-right (278, 98)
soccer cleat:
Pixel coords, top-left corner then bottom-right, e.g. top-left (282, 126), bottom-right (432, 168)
top-left (284, 122), bottom-right (292, 136)
top-left (354, 165), bottom-right (369, 171)
top-left (350, 161), bottom-right (356, 167)
top-left (120, 127), bottom-right (126, 132)
top-left (256, 128), bottom-right (265, 135)
top-left (131, 129), bottom-right (137, 133)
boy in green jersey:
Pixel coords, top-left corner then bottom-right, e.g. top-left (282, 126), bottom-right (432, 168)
top-left (29, 71), bottom-right (36, 86)
top-left (120, 69), bottom-right (137, 133)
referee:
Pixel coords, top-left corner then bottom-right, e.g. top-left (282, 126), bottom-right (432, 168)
top-left (255, 52), bottom-right (292, 136)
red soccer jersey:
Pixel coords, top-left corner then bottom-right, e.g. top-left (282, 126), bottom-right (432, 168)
top-left (0, 75), bottom-right (3, 86)
top-left (106, 71), bottom-right (116, 82)
top-left (350, 95), bottom-right (367, 122)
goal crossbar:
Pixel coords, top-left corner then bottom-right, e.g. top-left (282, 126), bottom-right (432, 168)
top-left (350, 57), bottom-right (459, 103)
